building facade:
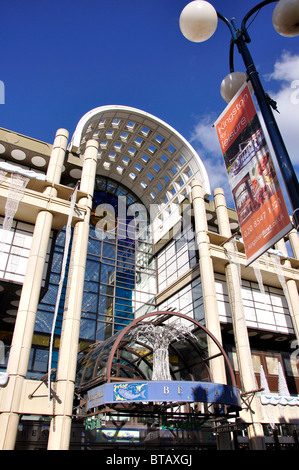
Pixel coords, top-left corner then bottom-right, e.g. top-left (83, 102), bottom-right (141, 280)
top-left (0, 106), bottom-right (298, 450)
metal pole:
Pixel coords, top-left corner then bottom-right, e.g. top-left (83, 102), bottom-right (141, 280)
top-left (216, 3), bottom-right (299, 230)
top-left (231, 18), bottom-right (299, 229)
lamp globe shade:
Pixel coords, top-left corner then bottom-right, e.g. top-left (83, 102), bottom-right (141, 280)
top-left (179, 1), bottom-right (218, 42)
top-left (273, 0), bottom-right (299, 37)
top-left (220, 72), bottom-right (251, 103)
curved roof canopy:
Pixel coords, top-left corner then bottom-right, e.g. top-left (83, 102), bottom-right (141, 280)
top-left (68, 106), bottom-right (210, 213)
top-left (75, 311), bottom-right (236, 394)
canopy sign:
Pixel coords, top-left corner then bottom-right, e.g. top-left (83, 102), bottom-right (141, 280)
top-left (86, 380), bottom-right (241, 410)
top-left (214, 83), bottom-right (292, 265)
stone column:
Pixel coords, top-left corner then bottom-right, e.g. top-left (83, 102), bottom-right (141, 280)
top-left (46, 129), bottom-right (70, 188)
top-left (288, 228), bottom-right (299, 259)
top-left (0, 129), bottom-right (69, 450)
top-left (214, 187), bottom-right (266, 451)
top-left (275, 237), bottom-right (299, 341)
top-left (191, 181), bottom-right (233, 450)
top-left (47, 139), bottom-right (98, 450)
top-left (191, 181), bottom-right (226, 384)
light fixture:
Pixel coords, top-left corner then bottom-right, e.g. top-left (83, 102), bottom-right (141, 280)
top-left (179, 0), bottom-right (299, 42)
top-left (220, 71), bottom-right (253, 103)
top-left (273, 0), bottom-right (299, 37)
top-left (179, 0), bottom-right (299, 230)
top-left (179, 0), bottom-right (218, 42)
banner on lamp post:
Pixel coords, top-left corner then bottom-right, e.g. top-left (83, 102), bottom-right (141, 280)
top-left (214, 83), bottom-right (292, 265)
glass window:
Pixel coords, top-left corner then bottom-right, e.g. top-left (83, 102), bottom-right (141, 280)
top-left (289, 357), bottom-right (299, 377)
top-left (99, 284), bottom-right (114, 296)
top-left (265, 355), bottom-right (279, 375)
top-left (116, 260), bottom-right (135, 271)
top-left (98, 295), bottom-right (113, 314)
top-left (96, 320), bottom-right (112, 341)
top-left (102, 242), bottom-right (116, 260)
top-left (100, 264), bottom-right (115, 284)
top-left (194, 305), bottom-right (205, 322)
top-left (85, 260), bottom-right (100, 282)
top-left (115, 286), bottom-right (134, 299)
top-left (32, 349), bottom-right (48, 372)
top-left (88, 238), bottom-right (102, 256)
top-left (33, 176), bottom-right (157, 349)
top-left (81, 311), bottom-right (96, 320)
top-left (84, 280), bottom-right (98, 293)
top-left (51, 252), bottom-right (63, 273)
top-left (82, 292), bottom-right (98, 313)
top-left (116, 276), bottom-right (135, 288)
top-left (252, 354), bottom-right (262, 373)
top-left (79, 319), bottom-right (96, 341)
top-left (34, 311), bottom-right (54, 334)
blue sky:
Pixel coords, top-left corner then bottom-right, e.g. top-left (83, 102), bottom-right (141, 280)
top-left (1, 0), bottom-right (299, 209)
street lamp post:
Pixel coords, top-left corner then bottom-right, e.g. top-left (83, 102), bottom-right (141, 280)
top-left (180, 0), bottom-right (299, 230)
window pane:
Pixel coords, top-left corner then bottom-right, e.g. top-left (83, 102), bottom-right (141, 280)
top-left (265, 356), bottom-right (279, 375)
top-left (102, 242), bottom-right (116, 259)
top-left (100, 264), bottom-right (115, 284)
top-left (80, 319), bottom-right (96, 341)
top-left (252, 354), bottom-right (261, 373)
top-left (82, 292), bottom-right (98, 312)
top-left (85, 260), bottom-right (100, 282)
top-left (98, 295), bottom-right (113, 314)
top-left (33, 349), bottom-right (48, 372)
top-left (290, 357), bottom-right (299, 377)
top-left (88, 238), bottom-right (102, 256)
top-left (84, 280), bottom-right (98, 293)
top-left (99, 283), bottom-right (114, 295)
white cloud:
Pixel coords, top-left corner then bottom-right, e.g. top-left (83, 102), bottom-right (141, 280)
top-left (189, 114), bottom-right (234, 207)
top-left (201, 156), bottom-right (233, 204)
top-left (265, 51), bottom-right (299, 82)
top-left (190, 115), bottom-right (220, 156)
top-left (264, 51), bottom-right (299, 166)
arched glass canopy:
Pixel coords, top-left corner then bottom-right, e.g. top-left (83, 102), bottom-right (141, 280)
top-left (67, 106), bottom-right (211, 239)
top-left (75, 311), bottom-right (237, 394)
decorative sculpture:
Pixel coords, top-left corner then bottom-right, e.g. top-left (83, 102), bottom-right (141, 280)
top-left (129, 322), bottom-right (195, 381)
top-left (2, 173), bottom-right (29, 232)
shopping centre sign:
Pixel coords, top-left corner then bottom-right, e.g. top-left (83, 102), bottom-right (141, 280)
top-left (86, 380), bottom-right (241, 410)
top-left (215, 83), bottom-right (292, 265)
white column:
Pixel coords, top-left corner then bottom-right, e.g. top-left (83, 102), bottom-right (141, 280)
top-left (214, 187), bottom-right (266, 451)
top-left (191, 181), bottom-right (226, 384)
top-left (275, 237), bottom-right (299, 341)
top-left (0, 129), bottom-right (69, 450)
top-left (47, 139), bottom-right (98, 450)
top-left (288, 228), bottom-right (299, 259)
top-left (46, 129), bottom-right (70, 188)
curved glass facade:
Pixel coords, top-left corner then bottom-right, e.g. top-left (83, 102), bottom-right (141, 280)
top-left (81, 177), bottom-right (156, 343)
top-left (30, 176), bottom-right (156, 376)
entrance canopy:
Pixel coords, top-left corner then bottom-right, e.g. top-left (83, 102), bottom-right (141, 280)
top-left (76, 311), bottom-right (240, 410)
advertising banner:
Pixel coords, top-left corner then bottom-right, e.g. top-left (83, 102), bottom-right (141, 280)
top-left (86, 380), bottom-right (241, 410)
top-left (214, 83), bottom-right (292, 265)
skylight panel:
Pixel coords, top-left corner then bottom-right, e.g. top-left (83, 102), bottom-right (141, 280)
top-left (141, 126), bottom-right (150, 137)
top-left (112, 119), bottom-right (120, 128)
top-left (155, 134), bottom-right (164, 144)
